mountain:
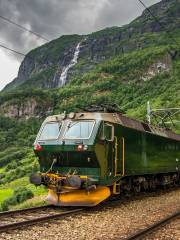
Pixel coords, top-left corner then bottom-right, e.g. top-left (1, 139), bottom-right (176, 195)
top-left (0, 0), bottom-right (179, 123)
top-left (3, 0), bottom-right (180, 91)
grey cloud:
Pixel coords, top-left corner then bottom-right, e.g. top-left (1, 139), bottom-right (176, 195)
top-left (0, 0), bottom-right (160, 61)
top-left (94, 0), bottom-right (160, 29)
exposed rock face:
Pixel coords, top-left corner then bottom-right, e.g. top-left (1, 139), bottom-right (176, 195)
top-left (0, 98), bottom-right (52, 119)
top-left (4, 36), bottom-right (82, 90)
top-left (141, 54), bottom-right (172, 82)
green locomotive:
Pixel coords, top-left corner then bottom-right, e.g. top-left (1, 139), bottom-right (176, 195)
top-left (31, 110), bottom-right (180, 206)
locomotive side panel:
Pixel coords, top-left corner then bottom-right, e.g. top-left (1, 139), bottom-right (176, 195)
top-left (120, 125), bottom-right (180, 176)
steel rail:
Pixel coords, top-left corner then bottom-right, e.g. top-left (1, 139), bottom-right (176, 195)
top-left (0, 207), bottom-right (83, 233)
top-left (0, 205), bottom-right (52, 217)
top-left (124, 210), bottom-right (180, 240)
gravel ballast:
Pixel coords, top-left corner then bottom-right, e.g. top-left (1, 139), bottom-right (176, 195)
top-left (144, 217), bottom-right (180, 240)
top-left (0, 189), bottom-right (179, 240)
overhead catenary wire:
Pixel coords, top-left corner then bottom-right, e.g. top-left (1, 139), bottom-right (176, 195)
top-left (0, 1), bottom-right (178, 58)
top-left (0, 14), bottom-right (49, 42)
top-left (137, 0), bottom-right (180, 48)
top-left (0, 42), bottom-right (26, 57)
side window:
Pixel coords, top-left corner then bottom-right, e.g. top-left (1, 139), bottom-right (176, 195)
top-left (100, 122), bottom-right (114, 141)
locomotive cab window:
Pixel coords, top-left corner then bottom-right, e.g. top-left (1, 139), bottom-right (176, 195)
top-left (39, 122), bottom-right (61, 140)
top-left (63, 120), bottom-right (95, 139)
top-left (101, 122), bottom-right (114, 141)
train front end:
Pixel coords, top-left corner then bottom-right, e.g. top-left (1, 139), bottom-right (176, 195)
top-left (30, 112), bottom-right (110, 206)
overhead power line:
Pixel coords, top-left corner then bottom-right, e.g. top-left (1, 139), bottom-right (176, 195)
top-left (0, 14), bottom-right (49, 42)
top-left (0, 42), bottom-right (26, 57)
top-left (0, 1), bottom-right (178, 59)
top-left (137, 0), bottom-right (179, 47)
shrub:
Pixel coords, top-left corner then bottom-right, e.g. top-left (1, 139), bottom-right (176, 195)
top-left (0, 150), bottom-right (27, 168)
top-left (14, 187), bottom-right (34, 204)
top-left (5, 161), bottom-right (18, 171)
top-left (1, 201), bottom-right (9, 211)
top-left (3, 196), bottom-right (17, 206)
top-left (0, 187), bottom-right (34, 211)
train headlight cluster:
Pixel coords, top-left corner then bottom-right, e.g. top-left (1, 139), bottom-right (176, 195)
top-left (76, 144), bottom-right (88, 151)
top-left (34, 144), bottom-right (43, 151)
top-left (84, 145), bottom-right (88, 150)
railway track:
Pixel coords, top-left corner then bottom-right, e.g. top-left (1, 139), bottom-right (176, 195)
top-left (0, 205), bottom-right (83, 233)
top-left (125, 210), bottom-right (180, 240)
top-left (0, 189), bottom-right (178, 236)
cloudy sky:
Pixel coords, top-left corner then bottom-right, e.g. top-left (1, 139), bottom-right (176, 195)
top-left (0, 0), bottom-right (160, 90)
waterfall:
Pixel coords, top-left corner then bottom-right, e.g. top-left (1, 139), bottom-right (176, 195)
top-left (58, 41), bottom-right (81, 87)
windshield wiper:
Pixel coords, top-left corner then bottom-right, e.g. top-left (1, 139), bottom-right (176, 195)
top-left (67, 121), bottom-right (79, 129)
top-left (59, 123), bottom-right (62, 130)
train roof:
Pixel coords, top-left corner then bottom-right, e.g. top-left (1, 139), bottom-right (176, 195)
top-left (45, 112), bottom-right (180, 141)
top-left (116, 113), bottom-right (180, 141)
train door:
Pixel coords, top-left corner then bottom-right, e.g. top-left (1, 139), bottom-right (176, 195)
top-left (100, 122), bottom-right (125, 185)
top-left (101, 122), bottom-right (115, 176)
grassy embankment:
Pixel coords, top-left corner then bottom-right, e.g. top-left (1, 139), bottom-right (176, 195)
top-left (0, 117), bottom-right (47, 210)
